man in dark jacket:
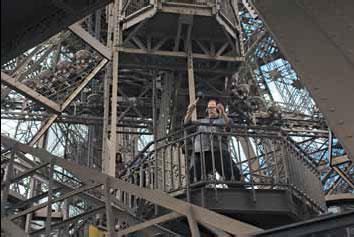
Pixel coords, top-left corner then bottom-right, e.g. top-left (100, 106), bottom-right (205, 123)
top-left (184, 98), bottom-right (241, 185)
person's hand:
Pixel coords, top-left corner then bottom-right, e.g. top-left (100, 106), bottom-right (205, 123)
top-left (187, 97), bottom-right (199, 111)
top-left (216, 103), bottom-right (225, 114)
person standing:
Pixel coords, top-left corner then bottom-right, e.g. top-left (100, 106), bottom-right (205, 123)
top-left (184, 98), bottom-right (241, 185)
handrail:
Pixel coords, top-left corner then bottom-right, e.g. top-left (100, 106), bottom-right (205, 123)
top-left (122, 122), bottom-right (285, 176)
top-left (122, 124), bottom-right (327, 212)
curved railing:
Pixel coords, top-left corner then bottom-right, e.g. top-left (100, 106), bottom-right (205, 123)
top-left (121, 123), bottom-right (327, 213)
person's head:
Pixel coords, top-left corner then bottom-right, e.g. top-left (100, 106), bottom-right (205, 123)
top-left (206, 99), bottom-right (219, 118)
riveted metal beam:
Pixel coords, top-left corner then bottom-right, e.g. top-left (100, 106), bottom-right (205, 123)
top-left (28, 59), bottom-right (108, 146)
top-left (1, 135), bottom-right (263, 236)
top-left (254, 0), bottom-right (354, 161)
top-left (254, 210), bottom-right (354, 236)
top-left (69, 23), bottom-right (112, 59)
top-left (1, 72), bottom-right (62, 113)
top-left (117, 212), bottom-right (182, 235)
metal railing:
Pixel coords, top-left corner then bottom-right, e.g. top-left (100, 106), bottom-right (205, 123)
top-left (281, 137), bottom-right (327, 211)
top-left (121, 123), bottom-right (327, 213)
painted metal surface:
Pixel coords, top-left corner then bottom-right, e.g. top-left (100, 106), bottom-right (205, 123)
top-left (254, 0), bottom-right (354, 161)
top-left (1, 135), bottom-right (263, 236)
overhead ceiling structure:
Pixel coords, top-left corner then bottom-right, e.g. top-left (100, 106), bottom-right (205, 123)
top-left (1, 0), bottom-right (112, 64)
top-left (1, 0), bottom-right (354, 236)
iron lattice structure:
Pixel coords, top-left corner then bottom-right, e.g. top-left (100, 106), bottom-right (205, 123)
top-left (1, 0), bottom-right (353, 236)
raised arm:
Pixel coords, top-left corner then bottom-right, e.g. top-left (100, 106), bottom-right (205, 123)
top-left (184, 97), bottom-right (199, 124)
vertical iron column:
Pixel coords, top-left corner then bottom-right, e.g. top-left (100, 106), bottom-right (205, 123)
top-left (108, 0), bottom-right (122, 177)
top-left (105, 178), bottom-right (115, 236)
top-left (101, 2), bottom-right (114, 174)
top-left (153, 72), bottom-right (159, 216)
top-left (187, 34), bottom-right (197, 121)
top-left (153, 74), bottom-right (158, 190)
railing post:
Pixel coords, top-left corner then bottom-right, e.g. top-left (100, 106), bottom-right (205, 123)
top-left (192, 137), bottom-right (197, 183)
top-left (177, 143), bottom-right (182, 188)
top-left (210, 133), bottom-right (217, 183)
top-left (170, 144), bottom-right (174, 191)
top-left (162, 147), bottom-right (166, 191)
top-left (228, 136), bottom-right (235, 181)
top-left (245, 136), bottom-right (256, 202)
top-left (199, 132), bottom-right (206, 182)
top-left (184, 128), bottom-right (191, 202)
top-left (152, 74), bottom-right (160, 216)
top-left (218, 135), bottom-right (225, 180)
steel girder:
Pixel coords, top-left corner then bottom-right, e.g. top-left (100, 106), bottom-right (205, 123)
top-left (1, 0), bottom-right (112, 64)
top-left (253, 0), bottom-right (354, 161)
top-left (254, 210), bottom-right (354, 236)
top-left (1, 135), bottom-right (263, 236)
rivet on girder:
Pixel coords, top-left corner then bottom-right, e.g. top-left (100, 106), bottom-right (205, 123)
top-left (338, 120), bottom-right (344, 125)
top-left (329, 107), bottom-right (335, 112)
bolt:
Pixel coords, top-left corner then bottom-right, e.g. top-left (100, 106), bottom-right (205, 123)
top-left (329, 107), bottom-right (335, 112)
top-left (338, 120), bottom-right (344, 125)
